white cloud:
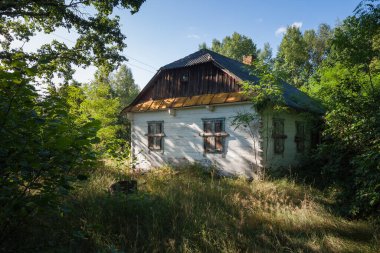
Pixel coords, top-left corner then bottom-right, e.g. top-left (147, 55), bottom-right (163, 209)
top-left (187, 34), bottom-right (200, 39)
top-left (292, 22), bottom-right (303, 28)
top-left (275, 21), bottom-right (303, 36)
top-left (275, 27), bottom-right (287, 36)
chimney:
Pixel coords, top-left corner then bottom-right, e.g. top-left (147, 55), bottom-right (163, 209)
top-left (242, 55), bottom-right (254, 65)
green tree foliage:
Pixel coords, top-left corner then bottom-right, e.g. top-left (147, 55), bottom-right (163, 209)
top-left (257, 42), bottom-right (274, 69)
top-left (109, 65), bottom-right (140, 149)
top-left (82, 76), bottom-right (122, 157)
top-left (307, 0), bottom-right (380, 217)
top-left (275, 24), bottom-right (332, 88)
top-left (81, 65), bottom-right (139, 160)
top-left (0, 64), bottom-right (100, 244)
top-left (275, 26), bottom-right (310, 87)
top-left (110, 64), bottom-right (140, 109)
top-left (240, 61), bottom-right (284, 112)
top-left (0, 0), bottom-right (145, 83)
top-left (304, 24), bottom-right (333, 72)
top-left (0, 0), bottom-right (145, 247)
top-left (198, 42), bottom-right (208, 50)
top-left (201, 32), bottom-right (258, 61)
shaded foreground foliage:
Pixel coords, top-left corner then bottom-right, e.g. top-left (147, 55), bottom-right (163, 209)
top-left (0, 1), bottom-right (144, 246)
top-left (4, 164), bottom-right (378, 252)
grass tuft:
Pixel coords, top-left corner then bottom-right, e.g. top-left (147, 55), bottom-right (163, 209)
top-left (7, 163), bottom-right (379, 252)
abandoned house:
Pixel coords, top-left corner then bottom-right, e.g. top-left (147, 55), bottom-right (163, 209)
top-left (122, 49), bottom-right (323, 177)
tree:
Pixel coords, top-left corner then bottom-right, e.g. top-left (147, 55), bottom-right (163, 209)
top-left (257, 42), bottom-right (274, 68)
top-left (274, 24), bottom-right (333, 88)
top-left (82, 79), bottom-right (121, 157)
top-left (198, 42), bottom-right (208, 50)
top-left (306, 0), bottom-right (380, 218)
top-left (0, 68), bottom-right (100, 246)
top-left (0, 0), bottom-right (145, 84)
top-left (274, 26), bottom-right (310, 87)
top-left (0, 1), bottom-right (145, 248)
top-left (201, 32), bottom-right (258, 61)
top-left (304, 24), bottom-right (333, 72)
top-left (110, 64), bottom-right (140, 109)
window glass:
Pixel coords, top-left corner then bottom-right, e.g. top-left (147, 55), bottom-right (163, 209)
top-left (147, 122), bottom-right (163, 151)
top-left (272, 118), bottom-right (285, 154)
top-left (202, 118), bottom-right (227, 153)
top-left (295, 121), bottom-right (305, 153)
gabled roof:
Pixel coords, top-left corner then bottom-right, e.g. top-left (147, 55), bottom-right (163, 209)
top-left (161, 49), bottom-right (259, 82)
top-left (124, 49), bottom-right (324, 114)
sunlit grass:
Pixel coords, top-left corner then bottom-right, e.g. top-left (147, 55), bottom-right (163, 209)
top-left (13, 163), bottom-right (380, 252)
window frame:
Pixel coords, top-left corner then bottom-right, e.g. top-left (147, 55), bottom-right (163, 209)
top-left (146, 121), bottom-right (165, 151)
top-left (200, 118), bottom-right (229, 154)
top-left (295, 121), bottom-right (306, 153)
top-left (272, 118), bottom-right (286, 154)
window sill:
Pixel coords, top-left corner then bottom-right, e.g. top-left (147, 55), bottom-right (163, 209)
top-left (199, 132), bottom-right (229, 137)
top-left (145, 133), bottom-right (166, 137)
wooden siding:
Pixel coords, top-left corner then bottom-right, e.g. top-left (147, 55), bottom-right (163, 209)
top-left (140, 62), bottom-right (240, 101)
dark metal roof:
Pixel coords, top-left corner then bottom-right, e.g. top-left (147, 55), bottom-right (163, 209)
top-left (160, 49), bottom-right (324, 114)
top-left (161, 49), bottom-right (259, 82)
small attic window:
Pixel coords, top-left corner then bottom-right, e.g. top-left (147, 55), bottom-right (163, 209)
top-left (181, 72), bottom-right (189, 83)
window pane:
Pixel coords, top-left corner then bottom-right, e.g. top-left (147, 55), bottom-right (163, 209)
top-left (204, 121), bottom-right (212, 133)
top-left (156, 123), bottom-right (162, 134)
top-left (215, 137), bottom-right (223, 152)
top-left (148, 122), bottom-right (163, 151)
top-left (203, 119), bottom-right (226, 153)
top-left (148, 124), bottom-right (155, 134)
top-left (204, 137), bottom-right (214, 152)
top-left (296, 121), bottom-right (305, 152)
top-left (148, 136), bottom-right (154, 149)
top-left (274, 139), bottom-right (284, 153)
top-left (153, 137), bottom-right (162, 150)
top-left (214, 120), bottom-right (223, 133)
top-left (273, 119), bottom-right (285, 154)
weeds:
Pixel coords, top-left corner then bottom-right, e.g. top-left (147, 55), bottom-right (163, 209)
top-left (4, 163), bottom-right (379, 252)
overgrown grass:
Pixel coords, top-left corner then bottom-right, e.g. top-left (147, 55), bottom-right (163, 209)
top-left (7, 163), bottom-right (379, 252)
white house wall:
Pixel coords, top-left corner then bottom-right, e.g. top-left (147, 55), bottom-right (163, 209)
top-left (260, 108), bottom-right (311, 170)
top-left (130, 103), bottom-right (262, 178)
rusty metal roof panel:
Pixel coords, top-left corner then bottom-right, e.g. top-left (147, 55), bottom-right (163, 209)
top-left (138, 100), bottom-right (153, 111)
top-left (225, 92), bottom-right (245, 103)
top-left (160, 98), bottom-right (175, 109)
top-left (149, 99), bottom-right (163, 110)
top-left (211, 93), bottom-right (229, 104)
top-left (128, 92), bottom-right (251, 112)
top-left (183, 95), bottom-right (202, 107)
top-left (130, 103), bottom-right (143, 112)
top-left (198, 94), bottom-right (214, 105)
top-left (172, 97), bottom-right (187, 108)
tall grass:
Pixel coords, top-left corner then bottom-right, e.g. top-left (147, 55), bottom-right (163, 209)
top-left (5, 163), bottom-right (379, 252)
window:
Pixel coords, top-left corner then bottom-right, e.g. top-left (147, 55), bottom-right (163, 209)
top-left (295, 121), bottom-right (305, 153)
top-left (201, 118), bottom-right (229, 153)
top-left (181, 72), bottom-right (189, 83)
top-left (146, 121), bottom-right (164, 151)
top-left (272, 118), bottom-right (286, 154)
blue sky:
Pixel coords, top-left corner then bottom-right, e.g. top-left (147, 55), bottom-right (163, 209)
top-left (27, 0), bottom-right (361, 88)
